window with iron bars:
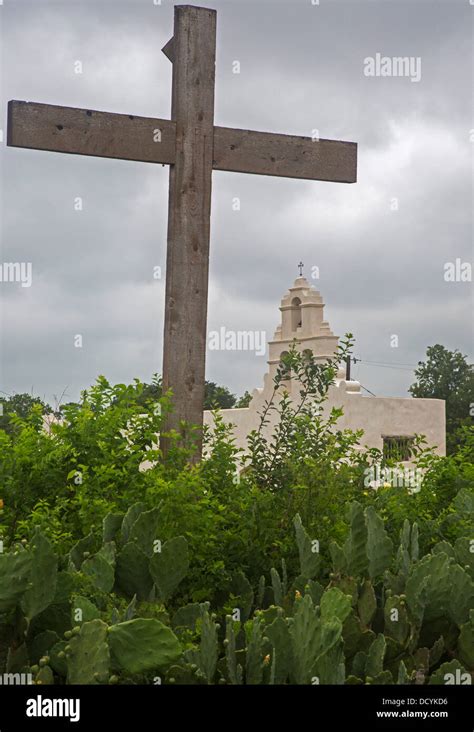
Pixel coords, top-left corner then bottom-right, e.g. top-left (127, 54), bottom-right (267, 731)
top-left (382, 435), bottom-right (415, 462)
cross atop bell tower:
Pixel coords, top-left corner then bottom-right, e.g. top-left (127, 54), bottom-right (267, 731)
top-left (267, 276), bottom-right (339, 378)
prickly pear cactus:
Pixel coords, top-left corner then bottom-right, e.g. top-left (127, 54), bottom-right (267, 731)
top-left (149, 536), bottom-right (189, 602)
top-left (108, 618), bottom-right (181, 674)
top-left (66, 619), bottom-right (110, 684)
top-left (245, 616), bottom-right (264, 685)
top-left (294, 514), bottom-right (321, 579)
top-left (197, 604), bottom-right (218, 683)
top-left (0, 549), bottom-right (32, 613)
top-left (224, 616), bottom-right (243, 685)
top-left (21, 529), bottom-right (58, 620)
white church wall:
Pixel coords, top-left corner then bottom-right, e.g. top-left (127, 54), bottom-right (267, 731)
top-left (204, 276), bottom-right (446, 459)
top-left (203, 385), bottom-right (446, 457)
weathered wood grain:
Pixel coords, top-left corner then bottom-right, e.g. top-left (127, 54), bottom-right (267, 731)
top-left (7, 5), bottom-right (358, 463)
top-left (160, 5), bottom-right (216, 458)
top-left (7, 100), bottom-right (176, 164)
top-left (213, 126), bottom-right (357, 183)
top-left (8, 102), bottom-right (357, 183)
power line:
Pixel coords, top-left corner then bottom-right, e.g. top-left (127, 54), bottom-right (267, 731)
top-left (352, 357), bottom-right (416, 372)
top-left (351, 356), bottom-right (417, 396)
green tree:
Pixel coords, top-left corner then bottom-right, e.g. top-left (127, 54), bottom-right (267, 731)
top-left (203, 381), bottom-right (236, 409)
top-left (409, 344), bottom-right (474, 453)
top-left (61, 376), bottom-right (238, 413)
top-left (0, 393), bottom-right (52, 435)
top-left (235, 390), bottom-right (252, 408)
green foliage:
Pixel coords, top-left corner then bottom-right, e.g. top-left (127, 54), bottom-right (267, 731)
top-left (0, 347), bottom-right (472, 685)
top-left (0, 393), bottom-right (53, 435)
top-left (409, 344), bottom-right (474, 454)
top-left (0, 500), bottom-right (472, 684)
top-left (128, 376), bottom-right (238, 410)
top-left (235, 391), bottom-right (252, 408)
top-left (203, 381), bottom-right (237, 410)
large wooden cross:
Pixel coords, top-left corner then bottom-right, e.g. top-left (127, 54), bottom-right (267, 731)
top-left (7, 4), bottom-right (357, 457)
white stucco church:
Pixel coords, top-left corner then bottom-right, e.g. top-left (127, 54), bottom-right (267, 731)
top-left (204, 276), bottom-right (446, 460)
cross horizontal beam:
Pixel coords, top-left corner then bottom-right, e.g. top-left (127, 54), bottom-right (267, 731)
top-left (7, 101), bottom-right (176, 165)
top-left (213, 126), bottom-right (356, 183)
top-left (7, 100), bottom-right (357, 183)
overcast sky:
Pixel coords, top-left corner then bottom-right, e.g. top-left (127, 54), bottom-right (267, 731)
top-left (0, 0), bottom-right (472, 407)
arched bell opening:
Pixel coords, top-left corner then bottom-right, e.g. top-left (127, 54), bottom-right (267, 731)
top-left (291, 297), bottom-right (302, 331)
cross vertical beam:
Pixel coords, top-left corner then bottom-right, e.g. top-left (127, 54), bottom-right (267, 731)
top-left (161, 6), bottom-right (216, 457)
top-left (6, 4), bottom-right (358, 462)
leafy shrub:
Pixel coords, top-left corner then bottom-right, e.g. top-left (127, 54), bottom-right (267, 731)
top-left (0, 339), bottom-right (472, 683)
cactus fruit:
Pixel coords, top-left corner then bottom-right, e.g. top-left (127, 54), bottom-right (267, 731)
top-left (28, 630), bottom-right (60, 666)
top-left (49, 641), bottom-right (68, 677)
top-left (1, 485), bottom-right (470, 686)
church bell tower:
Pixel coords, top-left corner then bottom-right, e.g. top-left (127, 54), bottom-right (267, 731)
top-left (267, 274), bottom-right (341, 380)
